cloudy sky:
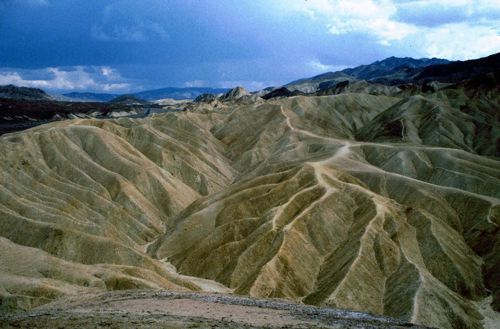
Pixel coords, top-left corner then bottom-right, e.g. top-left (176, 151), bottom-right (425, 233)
top-left (0, 0), bottom-right (499, 93)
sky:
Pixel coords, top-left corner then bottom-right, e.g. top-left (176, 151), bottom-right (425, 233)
top-left (0, 0), bottom-right (499, 93)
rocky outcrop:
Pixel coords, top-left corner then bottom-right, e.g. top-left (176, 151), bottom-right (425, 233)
top-left (261, 87), bottom-right (306, 100)
top-left (220, 86), bottom-right (250, 101)
top-left (194, 93), bottom-right (218, 103)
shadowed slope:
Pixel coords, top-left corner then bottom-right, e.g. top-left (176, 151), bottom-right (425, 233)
top-left (357, 86), bottom-right (500, 157)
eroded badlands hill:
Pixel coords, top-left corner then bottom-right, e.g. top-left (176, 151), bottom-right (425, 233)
top-left (0, 86), bottom-right (499, 329)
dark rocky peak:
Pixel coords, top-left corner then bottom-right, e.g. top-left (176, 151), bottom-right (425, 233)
top-left (0, 85), bottom-right (53, 101)
top-left (261, 87), bottom-right (305, 100)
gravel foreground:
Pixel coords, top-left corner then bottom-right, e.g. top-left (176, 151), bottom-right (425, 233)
top-left (0, 290), bottom-right (430, 328)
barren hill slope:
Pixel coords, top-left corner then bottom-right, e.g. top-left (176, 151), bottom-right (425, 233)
top-left (0, 290), bottom-right (429, 328)
top-left (0, 88), bottom-right (498, 329)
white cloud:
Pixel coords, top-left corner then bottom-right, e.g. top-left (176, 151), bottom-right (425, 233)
top-left (297, 0), bottom-right (417, 44)
top-left (288, 0), bottom-right (500, 59)
top-left (100, 66), bottom-right (121, 80)
top-left (0, 66), bottom-right (132, 92)
top-left (400, 0), bottom-right (499, 14)
top-left (308, 59), bottom-right (347, 72)
top-left (0, 72), bottom-right (44, 87)
top-left (423, 23), bottom-right (500, 60)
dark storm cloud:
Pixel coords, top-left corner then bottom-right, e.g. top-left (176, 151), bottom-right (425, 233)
top-left (0, 0), bottom-right (498, 92)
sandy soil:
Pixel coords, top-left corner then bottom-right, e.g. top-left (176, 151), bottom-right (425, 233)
top-left (0, 290), bottom-right (429, 328)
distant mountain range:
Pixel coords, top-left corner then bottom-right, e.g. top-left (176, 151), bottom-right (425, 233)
top-left (283, 53), bottom-right (499, 94)
top-left (342, 56), bottom-right (450, 81)
top-left (62, 92), bottom-right (117, 102)
top-left (284, 57), bottom-right (451, 92)
top-left (4, 54), bottom-right (498, 104)
top-left (134, 87), bottom-right (230, 101)
top-left (62, 87), bottom-right (230, 102)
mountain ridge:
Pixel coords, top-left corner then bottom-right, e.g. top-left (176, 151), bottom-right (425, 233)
top-left (60, 87), bottom-right (231, 102)
top-left (285, 56), bottom-right (450, 92)
top-left (0, 84), bottom-right (53, 101)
